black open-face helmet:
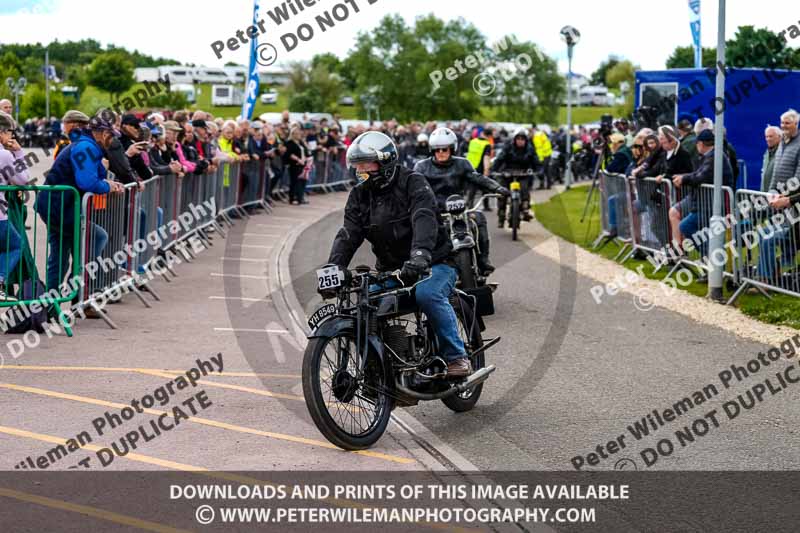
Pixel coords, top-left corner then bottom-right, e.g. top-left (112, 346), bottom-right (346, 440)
top-left (346, 131), bottom-right (399, 190)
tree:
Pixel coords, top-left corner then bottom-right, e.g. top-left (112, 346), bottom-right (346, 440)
top-left (665, 26), bottom-right (800, 69)
top-left (726, 26), bottom-right (799, 69)
top-left (487, 37), bottom-right (563, 123)
top-left (286, 61), bottom-right (342, 112)
top-left (590, 56), bottom-right (619, 86)
top-left (87, 52), bottom-right (134, 99)
top-left (147, 89), bottom-right (189, 111)
top-left (605, 60), bottom-right (636, 89)
top-left (21, 84), bottom-right (66, 120)
top-left (665, 46), bottom-right (717, 68)
top-left (344, 14), bottom-right (486, 121)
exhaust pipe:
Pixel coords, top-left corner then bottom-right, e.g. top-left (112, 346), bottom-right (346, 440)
top-left (395, 364), bottom-right (496, 401)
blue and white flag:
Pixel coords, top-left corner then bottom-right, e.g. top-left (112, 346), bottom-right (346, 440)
top-left (241, 0), bottom-right (261, 120)
top-left (688, 0), bottom-right (701, 68)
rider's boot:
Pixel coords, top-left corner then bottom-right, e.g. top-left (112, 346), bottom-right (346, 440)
top-left (522, 200), bottom-right (533, 221)
top-left (497, 217), bottom-right (505, 229)
top-left (446, 357), bottom-right (473, 379)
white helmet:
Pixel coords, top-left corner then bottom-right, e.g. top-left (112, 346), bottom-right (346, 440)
top-left (429, 127), bottom-right (458, 152)
top-left (513, 127), bottom-right (529, 140)
top-left (417, 133), bottom-right (429, 144)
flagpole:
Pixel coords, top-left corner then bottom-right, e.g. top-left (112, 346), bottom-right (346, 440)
top-left (45, 49), bottom-right (50, 121)
top-left (241, 0), bottom-right (261, 120)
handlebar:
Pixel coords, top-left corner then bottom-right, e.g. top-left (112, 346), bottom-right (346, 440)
top-left (468, 193), bottom-right (499, 213)
top-left (490, 169), bottom-right (535, 178)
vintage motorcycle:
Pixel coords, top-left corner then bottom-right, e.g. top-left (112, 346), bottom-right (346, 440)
top-left (302, 264), bottom-right (500, 450)
top-left (442, 192), bottom-right (500, 292)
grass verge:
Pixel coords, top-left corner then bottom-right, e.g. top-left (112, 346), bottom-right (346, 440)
top-left (534, 185), bottom-right (800, 329)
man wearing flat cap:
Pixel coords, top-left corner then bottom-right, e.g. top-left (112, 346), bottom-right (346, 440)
top-left (53, 110), bottom-right (90, 159)
top-left (37, 115), bottom-right (124, 305)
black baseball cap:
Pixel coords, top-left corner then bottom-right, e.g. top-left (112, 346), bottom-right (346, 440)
top-left (191, 119), bottom-right (208, 129)
top-left (89, 116), bottom-right (120, 137)
top-left (697, 129), bottom-right (714, 143)
top-left (121, 113), bottom-right (141, 127)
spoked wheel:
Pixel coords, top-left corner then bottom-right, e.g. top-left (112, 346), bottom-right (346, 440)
top-left (302, 332), bottom-right (393, 450)
top-left (441, 296), bottom-right (485, 412)
top-left (511, 197), bottom-right (520, 241)
top-left (454, 249), bottom-right (477, 290)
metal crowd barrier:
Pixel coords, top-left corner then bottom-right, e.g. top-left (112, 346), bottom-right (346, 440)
top-left (620, 177), bottom-right (675, 268)
top-left (80, 181), bottom-right (152, 328)
top-left (215, 160), bottom-right (246, 223)
top-left (593, 171), bottom-right (634, 261)
top-left (305, 151), bottom-right (354, 193)
top-left (5, 156), bottom-right (349, 336)
top-left (158, 173), bottom-right (180, 250)
top-left (663, 183), bottom-right (737, 284)
top-left (135, 176), bottom-right (161, 278)
top-left (238, 159), bottom-right (271, 212)
top-left (0, 185), bottom-right (81, 336)
top-left (727, 189), bottom-right (800, 304)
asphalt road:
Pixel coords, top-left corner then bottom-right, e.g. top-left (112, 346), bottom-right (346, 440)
top-left (291, 189), bottom-right (800, 472)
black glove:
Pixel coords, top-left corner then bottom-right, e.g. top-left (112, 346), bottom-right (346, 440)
top-left (400, 250), bottom-right (431, 285)
top-left (496, 186), bottom-right (512, 197)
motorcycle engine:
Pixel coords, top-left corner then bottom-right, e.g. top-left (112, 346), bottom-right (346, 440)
top-left (383, 324), bottom-right (413, 360)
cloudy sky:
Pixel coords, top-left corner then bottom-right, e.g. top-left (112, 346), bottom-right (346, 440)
top-left (1, 0), bottom-right (798, 76)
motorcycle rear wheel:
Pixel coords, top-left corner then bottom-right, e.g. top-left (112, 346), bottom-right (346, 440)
top-left (442, 296), bottom-right (485, 412)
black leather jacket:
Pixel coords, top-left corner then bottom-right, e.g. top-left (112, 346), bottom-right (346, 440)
top-left (492, 141), bottom-right (540, 172)
top-left (414, 156), bottom-right (502, 212)
top-left (328, 166), bottom-right (451, 272)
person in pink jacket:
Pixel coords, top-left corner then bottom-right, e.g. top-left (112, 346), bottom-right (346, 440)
top-left (0, 112), bottom-right (34, 300)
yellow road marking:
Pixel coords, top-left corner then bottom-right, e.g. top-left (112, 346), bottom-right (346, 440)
top-left (0, 425), bottom-right (206, 471)
top-left (139, 370), bottom-right (363, 414)
top-left (0, 487), bottom-right (193, 533)
top-left (0, 425), bottom-right (464, 533)
top-left (0, 382), bottom-right (414, 465)
top-left (0, 365), bottom-right (300, 379)
top-left (137, 369), bottom-right (304, 402)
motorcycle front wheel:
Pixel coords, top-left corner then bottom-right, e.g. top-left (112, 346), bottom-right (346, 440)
top-left (454, 248), bottom-right (477, 290)
top-left (511, 197), bottom-right (520, 241)
top-left (302, 331), bottom-right (394, 450)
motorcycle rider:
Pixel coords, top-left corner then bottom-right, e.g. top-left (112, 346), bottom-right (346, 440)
top-left (492, 128), bottom-right (539, 227)
top-left (414, 127), bottom-right (509, 276)
top-left (322, 131), bottom-right (474, 378)
top-left (414, 133), bottom-right (430, 160)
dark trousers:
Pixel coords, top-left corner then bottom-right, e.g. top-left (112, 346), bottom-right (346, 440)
top-left (288, 167), bottom-right (305, 203)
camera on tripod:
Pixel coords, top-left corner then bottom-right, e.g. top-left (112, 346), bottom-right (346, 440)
top-left (634, 106), bottom-right (660, 131)
top-left (593, 114), bottom-right (613, 150)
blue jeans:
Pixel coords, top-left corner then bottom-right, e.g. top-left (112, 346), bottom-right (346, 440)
top-left (0, 220), bottom-right (22, 284)
top-left (45, 223), bottom-right (107, 292)
top-left (607, 194), bottom-right (619, 234)
top-left (138, 207), bottom-right (164, 273)
top-left (415, 264), bottom-right (466, 361)
top-left (757, 226), bottom-right (795, 279)
top-left (679, 211), bottom-right (708, 256)
top-left (370, 264), bottom-right (466, 361)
